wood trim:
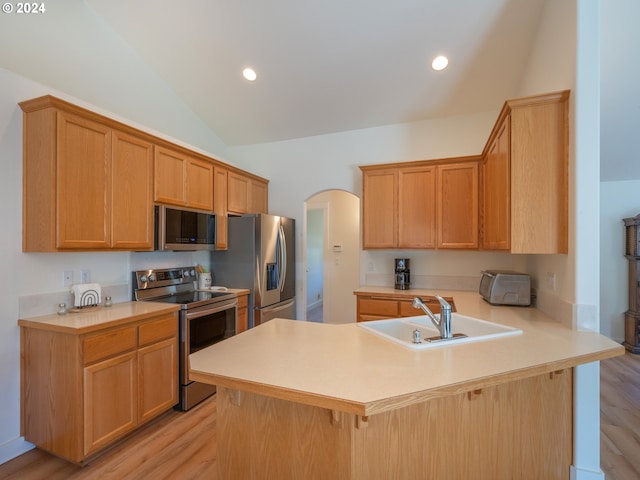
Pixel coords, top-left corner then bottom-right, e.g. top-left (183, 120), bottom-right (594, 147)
top-left (359, 154), bottom-right (482, 172)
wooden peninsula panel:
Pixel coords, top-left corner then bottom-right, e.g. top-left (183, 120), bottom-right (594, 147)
top-left (217, 369), bottom-right (572, 479)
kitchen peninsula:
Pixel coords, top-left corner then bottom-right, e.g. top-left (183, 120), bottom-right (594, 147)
top-left (189, 291), bottom-right (623, 479)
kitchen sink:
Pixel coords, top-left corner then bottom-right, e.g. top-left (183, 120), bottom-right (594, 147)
top-left (358, 313), bottom-right (522, 350)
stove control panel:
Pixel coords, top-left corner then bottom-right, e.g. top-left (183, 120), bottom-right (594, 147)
top-left (132, 266), bottom-right (197, 291)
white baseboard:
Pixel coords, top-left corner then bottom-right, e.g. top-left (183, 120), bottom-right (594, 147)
top-left (570, 464), bottom-right (605, 480)
top-left (0, 437), bottom-right (34, 466)
top-left (307, 299), bottom-right (323, 310)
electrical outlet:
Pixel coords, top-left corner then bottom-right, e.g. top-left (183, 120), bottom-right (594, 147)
top-left (80, 269), bottom-right (91, 283)
top-left (546, 272), bottom-right (556, 291)
top-left (63, 270), bottom-right (73, 287)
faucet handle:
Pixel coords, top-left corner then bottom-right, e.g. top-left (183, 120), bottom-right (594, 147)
top-left (435, 294), bottom-right (451, 311)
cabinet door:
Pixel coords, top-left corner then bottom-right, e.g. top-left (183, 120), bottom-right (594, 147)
top-left (111, 131), bottom-right (154, 250)
top-left (56, 112), bottom-right (112, 249)
top-left (138, 337), bottom-right (178, 424)
top-left (437, 162), bottom-right (479, 249)
top-left (482, 118), bottom-right (510, 250)
top-left (186, 158), bottom-right (214, 211)
top-left (398, 166), bottom-right (436, 248)
top-left (237, 294), bottom-right (249, 333)
top-left (228, 171), bottom-right (251, 214)
top-left (510, 99), bottom-right (568, 253)
top-left (362, 169), bottom-right (398, 249)
top-left (214, 166), bottom-right (228, 250)
top-left (154, 146), bottom-right (187, 206)
top-left (84, 351), bottom-right (136, 455)
top-left (251, 179), bottom-right (268, 214)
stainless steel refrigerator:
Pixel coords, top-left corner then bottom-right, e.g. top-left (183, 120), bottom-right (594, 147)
top-left (211, 214), bottom-right (296, 327)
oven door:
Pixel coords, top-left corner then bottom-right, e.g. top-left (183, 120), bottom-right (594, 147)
top-left (181, 298), bottom-right (238, 384)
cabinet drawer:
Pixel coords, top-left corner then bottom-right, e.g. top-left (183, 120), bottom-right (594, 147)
top-left (138, 316), bottom-right (178, 347)
top-left (84, 327), bottom-right (137, 364)
top-left (358, 298), bottom-right (398, 316)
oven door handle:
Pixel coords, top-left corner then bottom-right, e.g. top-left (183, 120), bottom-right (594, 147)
top-left (184, 299), bottom-right (238, 321)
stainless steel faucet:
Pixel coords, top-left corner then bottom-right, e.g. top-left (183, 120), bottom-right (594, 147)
top-left (412, 295), bottom-right (452, 339)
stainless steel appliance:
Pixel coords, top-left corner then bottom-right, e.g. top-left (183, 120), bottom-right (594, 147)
top-left (132, 266), bottom-right (237, 410)
top-left (212, 214), bottom-right (296, 327)
top-left (394, 258), bottom-right (410, 290)
top-left (155, 205), bottom-right (216, 251)
top-left (479, 270), bottom-right (531, 306)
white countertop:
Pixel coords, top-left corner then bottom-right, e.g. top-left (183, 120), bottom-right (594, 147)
top-left (189, 290), bottom-right (623, 416)
top-left (18, 301), bottom-right (181, 334)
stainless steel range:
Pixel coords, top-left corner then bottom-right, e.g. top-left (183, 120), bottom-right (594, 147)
top-left (132, 266), bottom-right (238, 410)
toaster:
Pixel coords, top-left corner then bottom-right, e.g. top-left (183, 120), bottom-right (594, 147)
top-left (479, 270), bottom-right (531, 306)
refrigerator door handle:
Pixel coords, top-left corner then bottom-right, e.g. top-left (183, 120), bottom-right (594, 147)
top-left (277, 223), bottom-right (287, 292)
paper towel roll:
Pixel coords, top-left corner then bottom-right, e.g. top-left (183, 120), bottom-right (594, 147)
top-left (72, 283), bottom-right (102, 308)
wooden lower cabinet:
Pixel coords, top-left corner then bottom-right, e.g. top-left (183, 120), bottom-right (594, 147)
top-left (21, 313), bottom-right (178, 463)
top-left (236, 293), bottom-right (249, 333)
top-left (356, 293), bottom-right (456, 323)
top-left (216, 369), bottom-right (572, 479)
top-left (83, 351), bottom-right (137, 455)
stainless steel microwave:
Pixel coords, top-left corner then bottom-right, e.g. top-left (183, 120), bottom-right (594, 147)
top-left (155, 205), bottom-right (216, 251)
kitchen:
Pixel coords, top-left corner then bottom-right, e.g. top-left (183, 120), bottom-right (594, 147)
top-left (0, 0), bottom-right (638, 479)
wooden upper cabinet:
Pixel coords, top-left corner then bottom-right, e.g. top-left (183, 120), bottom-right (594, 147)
top-left (185, 157), bottom-right (214, 211)
top-left (362, 168), bottom-right (398, 248)
top-left (20, 98), bottom-right (155, 251)
top-left (398, 166), bottom-right (436, 249)
top-left (20, 95), bottom-right (268, 251)
top-left (227, 171), bottom-right (269, 215)
top-left (361, 159), bottom-right (478, 250)
top-left (481, 117), bottom-right (510, 250)
top-left (154, 146), bottom-right (214, 211)
top-left (251, 179), bottom-right (269, 214)
top-left (227, 171), bottom-right (250, 214)
top-left (111, 131), bottom-right (154, 250)
top-left (154, 146), bottom-right (186, 206)
top-left (481, 90), bottom-right (569, 254)
top-left (56, 112), bottom-right (112, 249)
top-left (437, 162), bottom-right (479, 249)
top-left (213, 166), bottom-right (229, 250)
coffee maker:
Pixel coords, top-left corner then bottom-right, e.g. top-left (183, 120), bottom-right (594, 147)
top-left (394, 258), bottom-right (410, 290)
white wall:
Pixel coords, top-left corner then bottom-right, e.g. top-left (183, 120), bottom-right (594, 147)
top-left (600, 180), bottom-right (640, 342)
top-left (599, 1), bottom-right (640, 341)
top-left (0, 1), bottom-right (229, 159)
top-left (514, 0), bottom-right (578, 321)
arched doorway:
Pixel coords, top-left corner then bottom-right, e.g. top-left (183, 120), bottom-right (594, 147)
top-left (304, 190), bottom-right (360, 324)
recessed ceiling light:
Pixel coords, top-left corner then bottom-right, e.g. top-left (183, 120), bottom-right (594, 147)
top-left (431, 56), bottom-right (449, 71)
top-left (243, 67), bottom-right (257, 81)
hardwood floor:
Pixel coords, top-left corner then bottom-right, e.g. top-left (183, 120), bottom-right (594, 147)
top-left (0, 396), bottom-right (218, 479)
top-left (1, 352), bottom-right (638, 479)
top-left (601, 351), bottom-right (640, 480)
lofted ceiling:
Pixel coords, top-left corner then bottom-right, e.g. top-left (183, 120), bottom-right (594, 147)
top-left (84, 0), bottom-right (547, 146)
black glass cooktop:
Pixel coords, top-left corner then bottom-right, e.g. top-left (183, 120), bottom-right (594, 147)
top-left (153, 290), bottom-right (234, 306)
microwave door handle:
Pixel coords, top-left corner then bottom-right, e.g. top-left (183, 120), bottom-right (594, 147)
top-left (185, 299), bottom-right (238, 321)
